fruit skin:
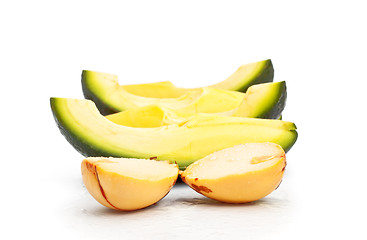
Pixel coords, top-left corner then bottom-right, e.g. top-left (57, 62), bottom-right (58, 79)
top-left (81, 59), bottom-right (274, 115)
top-left (181, 143), bottom-right (286, 203)
top-left (50, 98), bottom-right (297, 169)
top-left (81, 158), bottom-right (178, 211)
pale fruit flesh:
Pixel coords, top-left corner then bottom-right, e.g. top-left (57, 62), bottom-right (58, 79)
top-left (181, 142), bottom-right (286, 203)
top-left (81, 157), bottom-right (179, 211)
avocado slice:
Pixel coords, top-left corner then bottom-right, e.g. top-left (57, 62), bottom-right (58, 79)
top-left (82, 59), bottom-right (274, 115)
top-left (208, 59), bottom-right (274, 92)
top-left (233, 81), bottom-right (286, 119)
top-left (50, 98), bottom-right (297, 169)
top-left (82, 76), bottom-right (245, 116)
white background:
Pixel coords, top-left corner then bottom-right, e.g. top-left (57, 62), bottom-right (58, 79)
top-left (1, 0), bottom-right (367, 239)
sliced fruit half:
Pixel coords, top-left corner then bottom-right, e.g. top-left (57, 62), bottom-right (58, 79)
top-left (50, 98), bottom-right (297, 169)
top-left (82, 59), bottom-right (273, 115)
top-left (181, 142), bottom-right (286, 203)
top-left (82, 157), bottom-right (179, 210)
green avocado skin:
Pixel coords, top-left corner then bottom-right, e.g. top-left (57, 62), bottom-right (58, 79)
top-left (283, 130), bottom-right (298, 153)
top-left (50, 98), bottom-right (128, 158)
top-left (81, 71), bottom-right (117, 116)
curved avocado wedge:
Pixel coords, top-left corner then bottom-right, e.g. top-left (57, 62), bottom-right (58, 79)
top-left (208, 59), bottom-right (274, 92)
top-left (50, 98), bottom-right (297, 169)
top-left (82, 76), bottom-right (245, 116)
top-left (82, 59), bottom-right (273, 115)
top-left (233, 81), bottom-right (286, 119)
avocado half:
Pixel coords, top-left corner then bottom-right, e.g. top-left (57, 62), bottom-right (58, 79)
top-left (82, 59), bottom-right (274, 115)
top-left (50, 98), bottom-right (297, 169)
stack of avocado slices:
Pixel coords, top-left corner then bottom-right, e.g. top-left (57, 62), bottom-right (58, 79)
top-left (51, 59), bottom-right (297, 169)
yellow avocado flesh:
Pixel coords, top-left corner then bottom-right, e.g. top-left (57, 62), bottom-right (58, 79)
top-left (105, 81), bottom-right (287, 128)
top-left (181, 143), bottom-right (286, 203)
top-left (121, 81), bottom-right (187, 98)
top-left (81, 157), bottom-right (179, 211)
top-left (105, 105), bottom-right (172, 128)
top-left (106, 105), bottom-right (194, 128)
top-left (82, 59), bottom-right (273, 114)
top-left (51, 98), bottom-right (297, 169)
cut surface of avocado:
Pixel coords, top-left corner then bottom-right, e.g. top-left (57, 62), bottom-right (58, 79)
top-left (105, 81), bottom-right (287, 126)
top-left (105, 105), bottom-right (188, 128)
top-left (106, 105), bottom-right (170, 128)
top-left (51, 98), bottom-right (297, 169)
top-left (82, 59), bottom-right (274, 115)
